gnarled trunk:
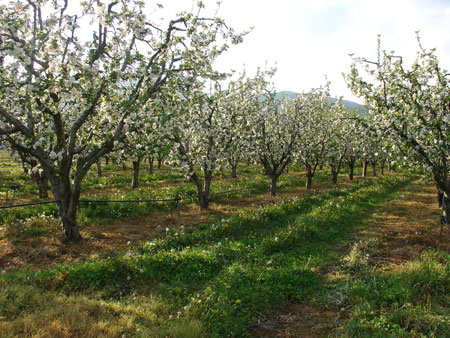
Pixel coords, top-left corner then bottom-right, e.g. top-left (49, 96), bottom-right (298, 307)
top-left (132, 159), bottom-right (140, 189)
top-left (49, 175), bottom-right (83, 242)
top-left (190, 171), bottom-right (212, 210)
top-left (228, 157), bottom-right (239, 178)
top-left (305, 163), bottom-right (314, 190)
top-left (148, 156), bottom-right (154, 175)
top-left (270, 175), bottom-right (278, 197)
top-left (259, 155), bottom-right (290, 198)
top-left (330, 155), bottom-right (344, 184)
top-left (331, 165), bottom-right (338, 184)
top-left (371, 161), bottom-right (377, 176)
top-left (61, 216), bottom-right (81, 242)
top-left (31, 171), bottom-right (49, 199)
top-left (437, 189), bottom-right (450, 238)
top-left (348, 161), bottom-right (355, 181)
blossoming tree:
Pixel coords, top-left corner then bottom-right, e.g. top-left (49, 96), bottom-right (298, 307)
top-left (251, 91), bottom-right (301, 197)
top-left (0, 0), bottom-right (242, 241)
top-left (293, 85), bottom-right (333, 190)
top-left (346, 36), bottom-right (450, 228)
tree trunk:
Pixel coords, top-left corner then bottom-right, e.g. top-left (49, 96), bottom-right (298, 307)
top-left (157, 154), bottom-right (163, 169)
top-left (190, 171), bottom-right (212, 210)
top-left (348, 162), bottom-right (355, 181)
top-left (148, 156), bottom-right (154, 175)
top-left (331, 155), bottom-right (344, 184)
top-left (61, 216), bottom-right (81, 242)
top-left (444, 195), bottom-right (450, 227)
top-left (380, 159), bottom-right (385, 175)
top-left (306, 174), bottom-right (313, 190)
top-left (197, 190), bottom-right (209, 209)
top-left (362, 160), bottom-right (368, 178)
top-left (331, 167), bottom-right (338, 184)
top-left (132, 160), bottom-right (140, 189)
top-left (438, 189), bottom-right (450, 238)
top-left (96, 161), bottom-right (102, 177)
top-left (305, 164), bottom-right (314, 190)
top-left (51, 179), bottom-right (83, 242)
top-left (105, 156), bottom-right (110, 165)
top-left (202, 174), bottom-right (212, 209)
top-left (371, 161), bottom-right (377, 176)
top-left (32, 171), bottom-right (49, 199)
top-left (122, 162), bottom-right (127, 170)
top-left (231, 164), bottom-right (237, 178)
top-left (270, 175), bottom-right (278, 197)
top-left (228, 157), bottom-right (238, 178)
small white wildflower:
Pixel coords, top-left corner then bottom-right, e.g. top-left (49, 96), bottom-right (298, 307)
top-left (166, 227), bottom-right (170, 232)
top-left (266, 260), bottom-right (272, 265)
top-left (127, 276), bottom-right (131, 281)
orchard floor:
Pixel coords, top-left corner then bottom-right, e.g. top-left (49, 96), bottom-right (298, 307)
top-left (1, 175), bottom-right (449, 338)
top-left (249, 178), bottom-right (449, 338)
top-left (0, 176), bottom-right (359, 272)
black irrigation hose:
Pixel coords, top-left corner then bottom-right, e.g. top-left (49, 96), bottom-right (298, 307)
top-left (87, 167), bottom-right (174, 173)
top-left (0, 186), bottom-right (257, 210)
top-left (0, 172), bottom-right (305, 210)
top-left (210, 187), bottom-right (253, 197)
top-left (0, 180), bottom-right (35, 191)
top-left (77, 196), bottom-right (193, 203)
top-left (0, 200), bottom-right (61, 210)
top-left (0, 195), bottom-right (195, 210)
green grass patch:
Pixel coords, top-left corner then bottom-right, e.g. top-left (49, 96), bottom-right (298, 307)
top-left (333, 249), bottom-right (450, 338)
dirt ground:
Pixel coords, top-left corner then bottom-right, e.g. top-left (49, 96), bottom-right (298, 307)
top-left (0, 179), bottom-right (339, 271)
top-left (249, 179), bottom-right (450, 338)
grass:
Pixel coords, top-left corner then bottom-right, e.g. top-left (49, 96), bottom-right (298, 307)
top-left (0, 174), bottom-right (414, 337)
top-left (325, 248), bottom-right (450, 338)
top-left (317, 179), bottom-right (450, 338)
top-left (0, 164), bottom-right (334, 227)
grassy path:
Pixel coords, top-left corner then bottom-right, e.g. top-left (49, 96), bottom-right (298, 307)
top-left (251, 178), bottom-right (450, 338)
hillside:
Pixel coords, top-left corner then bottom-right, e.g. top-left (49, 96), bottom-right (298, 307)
top-left (277, 90), bottom-right (367, 114)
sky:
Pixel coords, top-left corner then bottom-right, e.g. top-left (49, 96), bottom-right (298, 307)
top-left (160, 0), bottom-right (450, 102)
